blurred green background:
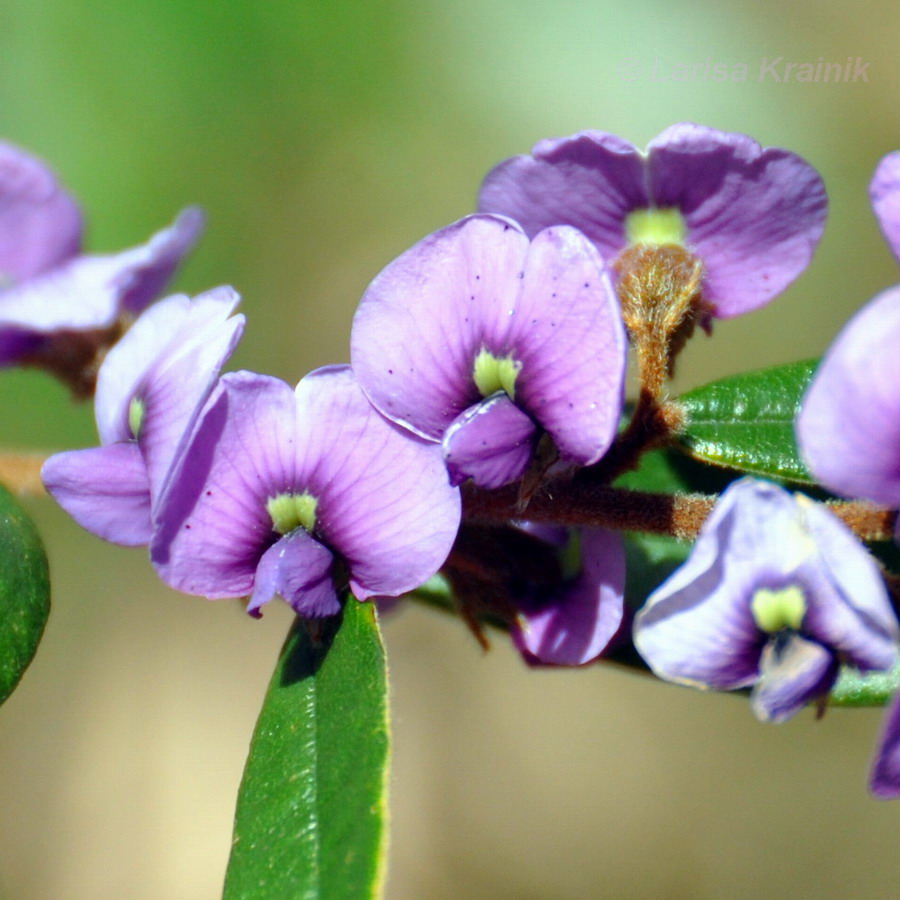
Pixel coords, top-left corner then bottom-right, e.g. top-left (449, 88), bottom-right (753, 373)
top-left (1, 1), bottom-right (899, 897)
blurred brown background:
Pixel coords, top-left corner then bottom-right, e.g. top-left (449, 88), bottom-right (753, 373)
top-left (1, 0), bottom-right (899, 896)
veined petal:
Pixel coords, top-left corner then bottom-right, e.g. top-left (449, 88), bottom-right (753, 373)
top-left (870, 693), bottom-right (900, 799)
top-left (750, 633), bottom-right (838, 723)
top-left (351, 214), bottom-right (527, 440)
top-left (477, 131), bottom-right (648, 257)
top-left (796, 286), bottom-right (900, 507)
top-left (442, 394), bottom-right (537, 489)
top-left (0, 141), bottom-right (82, 282)
top-left (247, 530), bottom-right (339, 619)
top-left (151, 372), bottom-right (300, 598)
top-left (295, 366), bottom-right (461, 601)
top-left (513, 527), bottom-right (625, 666)
top-left (510, 226), bottom-right (626, 464)
top-left (41, 442), bottom-right (151, 546)
top-left (647, 124), bottom-right (827, 317)
top-left (870, 151), bottom-right (900, 261)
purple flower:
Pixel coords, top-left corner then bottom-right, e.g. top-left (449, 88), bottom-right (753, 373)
top-left (41, 287), bottom-right (244, 546)
top-left (870, 151), bottom-right (900, 260)
top-left (0, 140), bottom-right (203, 367)
top-left (633, 479), bottom-right (898, 723)
top-left (478, 124), bottom-right (827, 319)
top-left (511, 526), bottom-right (625, 667)
top-left (796, 285), bottom-right (900, 519)
top-left (871, 692), bottom-right (900, 799)
top-left (150, 366), bottom-right (462, 618)
top-left (350, 214), bottom-right (627, 489)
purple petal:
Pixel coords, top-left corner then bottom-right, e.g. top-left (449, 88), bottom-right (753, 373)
top-left (477, 131), bottom-right (647, 257)
top-left (0, 141), bottom-right (82, 283)
top-left (870, 152), bottom-right (900, 261)
top-left (796, 286), bottom-right (900, 507)
top-left (247, 530), bottom-right (340, 619)
top-left (513, 527), bottom-right (625, 666)
top-left (0, 207), bottom-right (204, 348)
top-left (509, 225), bottom-right (626, 464)
top-left (294, 366), bottom-right (461, 601)
top-left (795, 495), bottom-right (899, 671)
top-left (152, 372), bottom-right (299, 598)
top-left (750, 633), bottom-right (837, 723)
top-left (41, 442), bottom-right (151, 546)
top-left (442, 394), bottom-right (537, 488)
top-left (647, 124), bottom-right (827, 318)
top-left (351, 214), bottom-right (528, 440)
top-left (870, 692), bottom-right (900, 799)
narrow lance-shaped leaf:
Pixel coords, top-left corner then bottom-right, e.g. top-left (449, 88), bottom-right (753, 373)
top-left (0, 484), bottom-right (50, 706)
top-left (675, 360), bottom-right (819, 483)
top-left (224, 599), bottom-right (390, 900)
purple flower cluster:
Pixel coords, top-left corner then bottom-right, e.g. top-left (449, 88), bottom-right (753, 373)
top-left (34, 120), bottom-right (899, 724)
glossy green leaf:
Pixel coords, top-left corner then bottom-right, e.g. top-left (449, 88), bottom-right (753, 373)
top-left (0, 484), bottom-right (50, 706)
top-left (224, 600), bottom-right (389, 900)
top-left (676, 360), bottom-right (819, 483)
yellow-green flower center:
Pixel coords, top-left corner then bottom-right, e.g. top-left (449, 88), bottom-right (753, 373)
top-left (473, 348), bottom-right (521, 400)
top-left (625, 207), bottom-right (686, 247)
top-left (128, 397), bottom-right (145, 440)
top-left (267, 491), bottom-right (318, 536)
top-left (751, 585), bottom-right (807, 634)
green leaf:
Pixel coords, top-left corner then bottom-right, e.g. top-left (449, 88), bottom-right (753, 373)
top-left (676, 359), bottom-right (819, 484)
top-left (0, 484), bottom-right (50, 706)
top-left (224, 600), bottom-right (390, 900)
top-left (829, 661), bottom-right (900, 708)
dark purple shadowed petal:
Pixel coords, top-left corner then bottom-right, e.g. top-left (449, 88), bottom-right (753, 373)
top-left (0, 141), bottom-right (83, 283)
top-left (797, 286), bottom-right (900, 508)
top-left (509, 225), bottom-right (626, 464)
top-left (442, 394), bottom-right (537, 489)
top-left (512, 527), bottom-right (625, 666)
top-left (477, 130), bottom-right (647, 257)
top-left (750, 633), bottom-right (838, 723)
top-left (870, 151), bottom-right (900, 261)
top-left (647, 124), bottom-right (827, 318)
top-left (247, 530), bottom-right (339, 619)
top-left (351, 214), bottom-right (528, 440)
top-left (295, 366), bottom-right (461, 601)
top-left (41, 442), bottom-right (152, 546)
top-left (870, 692), bottom-right (900, 799)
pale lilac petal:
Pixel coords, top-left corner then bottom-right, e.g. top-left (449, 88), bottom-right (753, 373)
top-left (870, 152), bottom-right (900, 261)
top-left (796, 287), bottom-right (900, 507)
top-left (513, 527), bottom-right (625, 666)
top-left (750, 633), bottom-right (838, 723)
top-left (510, 226), bottom-right (626, 464)
top-left (870, 693), bottom-right (900, 799)
top-left (0, 142), bottom-right (82, 283)
top-left (798, 496), bottom-right (899, 671)
top-left (646, 124), bottom-right (827, 318)
top-left (0, 207), bottom-right (204, 343)
top-left (247, 530), bottom-right (339, 619)
top-left (152, 373), bottom-right (300, 597)
top-left (351, 215), bottom-right (527, 440)
top-left (442, 394), bottom-right (537, 488)
top-left (477, 131), bottom-right (647, 257)
top-left (294, 366), bottom-right (461, 601)
top-left (41, 442), bottom-right (151, 546)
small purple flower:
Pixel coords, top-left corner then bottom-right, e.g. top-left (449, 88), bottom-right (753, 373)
top-left (478, 124), bottom-right (827, 319)
top-left (870, 151), bottom-right (900, 260)
top-left (0, 140), bottom-right (203, 366)
top-left (511, 526), bottom-right (625, 667)
top-left (796, 285), bottom-right (900, 519)
top-left (41, 287), bottom-right (244, 546)
top-left (350, 214), bottom-right (627, 489)
top-left (633, 479), bottom-right (898, 723)
top-left (150, 366), bottom-right (462, 618)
